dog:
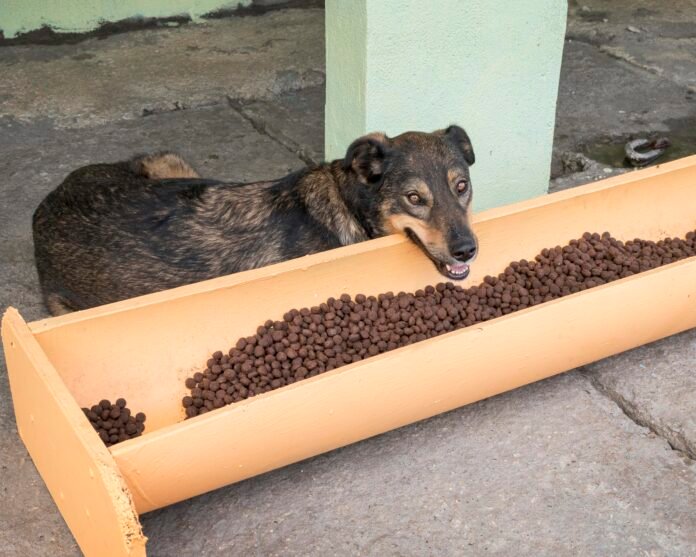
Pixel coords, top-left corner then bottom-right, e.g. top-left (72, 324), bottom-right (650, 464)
top-left (33, 125), bottom-right (478, 315)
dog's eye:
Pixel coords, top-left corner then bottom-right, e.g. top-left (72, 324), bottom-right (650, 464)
top-left (407, 193), bottom-right (422, 205)
top-left (455, 179), bottom-right (469, 195)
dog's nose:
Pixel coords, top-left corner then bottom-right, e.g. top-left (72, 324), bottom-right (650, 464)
top-left (450, 240), bottom-right (477, 262)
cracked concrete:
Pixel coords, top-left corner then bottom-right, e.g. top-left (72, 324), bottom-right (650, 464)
top-left (583, 329), bottom-right (696, 462)
top-left (1, 2), bottom-right (695, 556)
top-left (228, 86), bottom-right (324, 165)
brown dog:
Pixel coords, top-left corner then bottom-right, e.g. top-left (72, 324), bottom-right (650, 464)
top-left (33, 126), bottom-right (478, 314)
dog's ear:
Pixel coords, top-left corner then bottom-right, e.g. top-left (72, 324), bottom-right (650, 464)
top-left (442, 125), bottom-right (475, 165)
top-left (343, 132), bottom-right (391, 184)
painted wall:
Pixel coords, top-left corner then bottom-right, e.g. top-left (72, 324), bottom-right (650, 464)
top-left (324, 1), bottom-right (367, 163)
top-left (0, 0), bottom-right (249, 38)
top-left (325, 0), bottom-right (568, 211)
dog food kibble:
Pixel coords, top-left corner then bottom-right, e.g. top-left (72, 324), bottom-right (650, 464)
top-left (82, 399), bottom-right (146, 447)
top-left (183, 230), bottom-right (696, 418)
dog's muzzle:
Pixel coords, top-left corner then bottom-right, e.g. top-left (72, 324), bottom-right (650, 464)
top-left (405, 228), bottom-right (473, 281)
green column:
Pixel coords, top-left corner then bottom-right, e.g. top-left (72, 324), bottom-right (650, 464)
top-left (325, 0), bottom-right (568, 211)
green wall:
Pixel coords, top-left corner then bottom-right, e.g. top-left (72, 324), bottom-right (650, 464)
top-left (325, 0), bottom-right (568, 211)
top-left (0, 0), bottom-right (248, 38)
top-left (324, 1), bottom-right (367, 165)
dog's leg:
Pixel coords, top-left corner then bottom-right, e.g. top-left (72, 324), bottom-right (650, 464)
top-left (130, 151), bottom-right (200, 179)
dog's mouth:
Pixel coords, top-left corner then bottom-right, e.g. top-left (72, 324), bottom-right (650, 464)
top-left (439, 261), bottom-right (470, 280)
top-left (405, 228), bottom-right (471, 281)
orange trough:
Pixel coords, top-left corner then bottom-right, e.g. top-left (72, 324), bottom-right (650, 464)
top-left (3, 156), bottom-right (696, 556)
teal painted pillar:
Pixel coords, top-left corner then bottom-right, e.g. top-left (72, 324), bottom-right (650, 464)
top-left (325, 0), bottom-right (568, 211)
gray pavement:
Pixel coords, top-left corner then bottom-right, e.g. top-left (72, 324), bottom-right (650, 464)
top-left (1, 2), bottom-right (695, 556)
top-left (551, 0), bottom-right (696, 188)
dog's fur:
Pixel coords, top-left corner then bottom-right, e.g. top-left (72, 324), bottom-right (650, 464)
top-left (33, 126), bottom-right (478, 315)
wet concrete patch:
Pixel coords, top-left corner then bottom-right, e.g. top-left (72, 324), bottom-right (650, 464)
top-left (579, 10), bottom-right (609, 23)
top-left (0, 16), bottom-right (191, 46)
top-left (633, 8), bottom-right (659, 19)
top-left (204, 0), bottom-right (324, 19)
top-left (646, 22), bottom-right (696, 40)
top-left (583, 115), bottom-right (696, 168)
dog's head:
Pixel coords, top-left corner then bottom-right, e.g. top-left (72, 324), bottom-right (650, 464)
top-left (343, 125), bottom-right (478, 280)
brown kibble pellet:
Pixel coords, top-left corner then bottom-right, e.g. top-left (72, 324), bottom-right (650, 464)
top-left (85, 398), bottom-right (147, 447)
top-left (182, 230), bottom-right (696, 418)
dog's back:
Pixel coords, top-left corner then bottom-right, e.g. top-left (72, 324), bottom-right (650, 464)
top-left (33, 157), bottom-right (224, 314)
top-left (33, 154), bottom-right (346, 314)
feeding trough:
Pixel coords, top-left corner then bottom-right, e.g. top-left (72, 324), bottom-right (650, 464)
top-left (3, 156), bottom-right (696, 556)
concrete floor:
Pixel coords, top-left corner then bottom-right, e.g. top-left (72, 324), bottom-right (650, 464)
top-left (1, 2), bottom-right (695, 556)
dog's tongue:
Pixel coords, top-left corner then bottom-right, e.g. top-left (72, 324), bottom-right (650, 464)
top-left (446, 263), bottom-right (469, 275)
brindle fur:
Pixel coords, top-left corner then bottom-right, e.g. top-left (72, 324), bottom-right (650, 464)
top-left (33, 126), bottom-right (478, 315)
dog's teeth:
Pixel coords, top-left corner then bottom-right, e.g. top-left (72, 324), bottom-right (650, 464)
top-left (446, 263), bottom-right (469, 276)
